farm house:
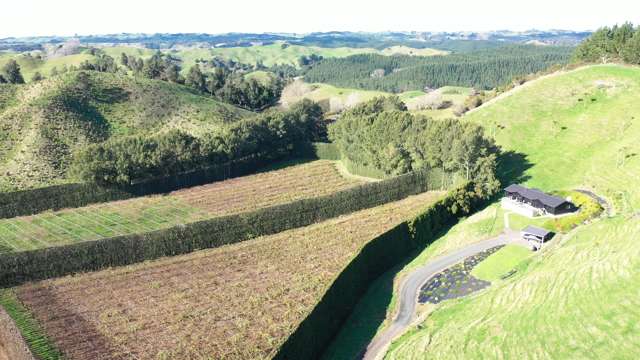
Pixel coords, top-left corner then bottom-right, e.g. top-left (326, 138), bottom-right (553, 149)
top-left (502, 184), bottom-right (576, 217)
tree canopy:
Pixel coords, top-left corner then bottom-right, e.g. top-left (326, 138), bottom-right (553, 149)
top-left (2, 59), bottom-right (25, 84)
top-left (304, 45), bottom-right (572, 92)
top-left (573, 23), bottom-right (640, 64)
top-left (71, 99), bottom-right (324, 186)
top-left (329, 96), bottom-right (500, 197)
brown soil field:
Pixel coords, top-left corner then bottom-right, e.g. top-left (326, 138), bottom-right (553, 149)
top-left (172, 159), bottom-right (361, 215)
top-left (15, 191), bottom-right (443, 360)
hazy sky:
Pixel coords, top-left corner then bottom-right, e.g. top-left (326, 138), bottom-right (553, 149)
top-left (2, 0), bottom-right (639, 38)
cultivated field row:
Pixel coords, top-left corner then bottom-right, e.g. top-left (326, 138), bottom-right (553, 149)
top-left (0, 160), bottom-right (361, 252)
top-left (15, 191), bottom-right (443, 360)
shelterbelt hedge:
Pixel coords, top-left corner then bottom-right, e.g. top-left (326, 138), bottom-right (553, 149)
top-left (0, 167), bottom-right (455, 287)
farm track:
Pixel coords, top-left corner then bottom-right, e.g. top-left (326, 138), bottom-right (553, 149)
top-left (363, 231), bottom-right (520, 360)
top-left (0, 160), bottom-right (360, 252)
top-left (15, 191), bottom-right (443, 360)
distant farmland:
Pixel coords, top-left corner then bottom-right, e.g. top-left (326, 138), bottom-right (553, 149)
top-left (0, 160), bottom-right (360, 252)
top-left (13, 191), bottom-right (443, 360)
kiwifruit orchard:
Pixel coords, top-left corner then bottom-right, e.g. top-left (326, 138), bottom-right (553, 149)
top-left (1, 22), bottom-right (640, 360)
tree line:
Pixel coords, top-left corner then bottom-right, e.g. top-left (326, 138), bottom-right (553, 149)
top-left (328, 96), bottom-right (501, 198)
top-left (71, 99), bottom-right (324, 186)
top-left (573, 22), bottom-right (640, 64)
top-left (303, 45), bottom-right (572, 92)
top-left (118, 51), bottom-right (287, 111)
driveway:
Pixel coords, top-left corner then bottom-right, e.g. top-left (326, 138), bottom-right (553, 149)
top-left (363, 229), bottom-right (521, 360)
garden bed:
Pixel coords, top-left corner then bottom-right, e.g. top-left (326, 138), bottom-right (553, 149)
top-left (419, 246), bottom-right (503, 304)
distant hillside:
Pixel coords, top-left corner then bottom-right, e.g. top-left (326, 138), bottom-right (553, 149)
top-left (385, 64), bottom-right (640, 358)
top-left (0, 30), bottom-right (590, 52)
top-left (303, 45), bottom-right (573, 92)
top-left (0, 71), bottom-right (251, 190)
top-left (0, 42), bottom-right (447, 81)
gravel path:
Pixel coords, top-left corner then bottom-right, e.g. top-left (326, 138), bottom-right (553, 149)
top-left (363, 230), bottom-right (521, 360)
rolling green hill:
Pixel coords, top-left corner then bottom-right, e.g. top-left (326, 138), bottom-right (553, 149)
top-left (0, 52), bottom-right (95, 81)
top-left (383, 64), bottom-right (640, 359)
top-left (0, 71), bottom-right (251, 190)
top-left (2, 43), bottom-right (447, 82)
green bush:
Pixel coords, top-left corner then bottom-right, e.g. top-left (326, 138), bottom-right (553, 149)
top-left (0, 169), bottom-right (450, 287)
top-left (342, 158), bottom-right (389, 179)
top-left (543, 191), bottom-right (603, 233)
top-left (310, 142), bottom-right (340, 160)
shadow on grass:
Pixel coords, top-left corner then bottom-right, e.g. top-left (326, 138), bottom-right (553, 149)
top-left (319, 221), bottom-right (459, 360)
top-left (496, 150), bottom-right (532, 188)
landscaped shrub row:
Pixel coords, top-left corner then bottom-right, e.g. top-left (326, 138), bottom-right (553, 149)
top-left (0, 168), bottom-right (450, 288)
top-left (275, 181), bottom-right (487, 360)
top-left (543, 191), bottom-right (604, 233)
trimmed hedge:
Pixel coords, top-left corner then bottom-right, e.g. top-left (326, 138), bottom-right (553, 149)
top-left (0, 142), bottom-right (337, 220)
top-left (342, 158), bottom-right (389, 180)
top-left (310, 142), bottom-right (341, 161)
top-left (0, 154), bottom-right (279, 219)
top-left (275, 182), bottom-right (486, 360)
top-left (0, 169), bottom-right (449, 288)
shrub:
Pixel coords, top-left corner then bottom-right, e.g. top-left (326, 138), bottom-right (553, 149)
top-left (543, 191), bottom-right (603, 233)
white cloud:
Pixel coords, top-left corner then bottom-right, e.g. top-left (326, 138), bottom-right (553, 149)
top-left (1, 0), bottom-right (639, 38)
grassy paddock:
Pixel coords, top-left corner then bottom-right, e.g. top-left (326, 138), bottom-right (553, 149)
top-left (323, 203), bottom-right (503, 359)
top-left (470, 244), bottom-right (531, 281)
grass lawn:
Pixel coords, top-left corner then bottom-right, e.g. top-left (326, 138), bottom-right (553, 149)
top-left (466, 64), bottom-right (640, 211)
top-left (470, 244), bottom-right (531, 281)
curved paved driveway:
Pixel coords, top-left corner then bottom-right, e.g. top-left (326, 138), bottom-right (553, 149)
top-left (363, 230), bottom-right (520, 360)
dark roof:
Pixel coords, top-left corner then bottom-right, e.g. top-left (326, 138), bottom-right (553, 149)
top-left (522, 225), bottom-right (552, 238)
top-left (504, 184), bottom-right (569, 208)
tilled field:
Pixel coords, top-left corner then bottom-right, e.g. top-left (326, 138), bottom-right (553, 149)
top-left (14, 191), bottom-right (443, 360)
top-left (172, 160), bottom-right (360, 215)
top-left (0, 160), bottom-right (360, 252)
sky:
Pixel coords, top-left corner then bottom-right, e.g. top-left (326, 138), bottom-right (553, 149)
top-left (1, 0), bottom-right (640, 38)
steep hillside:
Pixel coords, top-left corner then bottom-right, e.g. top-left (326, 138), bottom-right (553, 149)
top-left (0, 71), bottom-right (251, 190)
top-left (466, 64), bottom-right (640, 210)
top-left (384, 64), bottom-right (640, 358)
